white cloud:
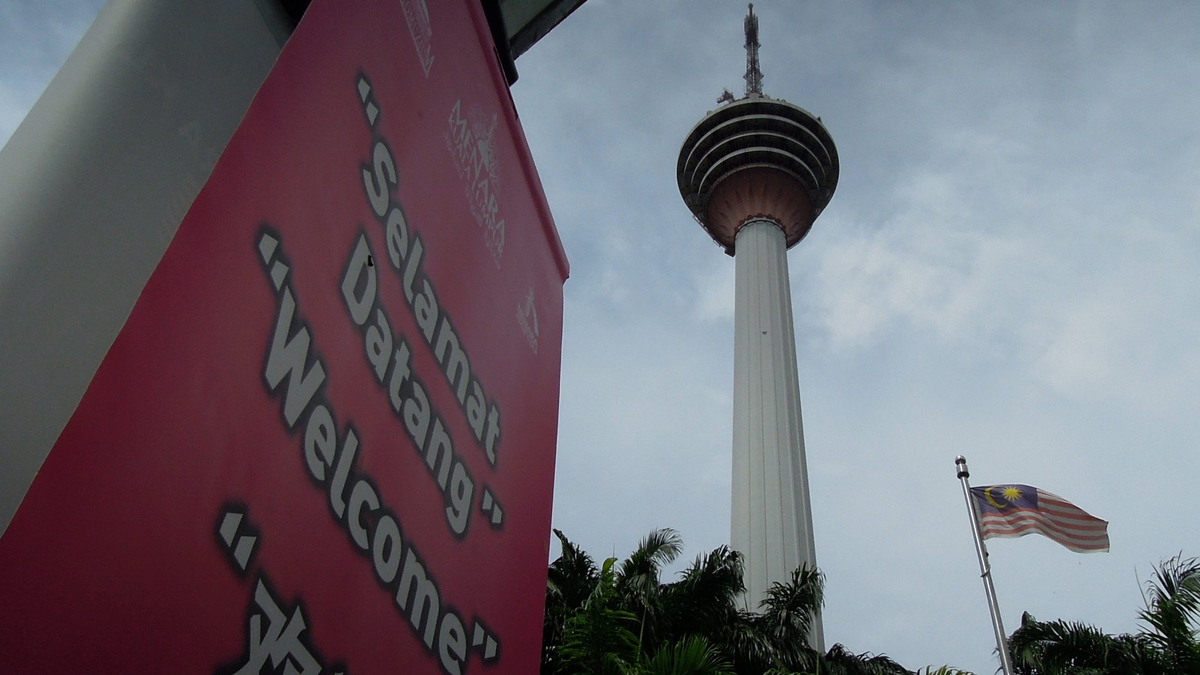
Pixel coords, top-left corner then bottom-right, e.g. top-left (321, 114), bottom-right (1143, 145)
top-left (813, 183), bottom-right (1040, 353)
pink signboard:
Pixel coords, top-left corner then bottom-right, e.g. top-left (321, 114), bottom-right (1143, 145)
top-left (0, 0), bottom-right (568, 672)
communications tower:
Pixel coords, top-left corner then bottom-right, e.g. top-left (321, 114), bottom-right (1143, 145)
top-left (676, 4), bottom-right (839, 647)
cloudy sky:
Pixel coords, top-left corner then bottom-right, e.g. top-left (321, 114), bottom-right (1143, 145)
top-left (6, 1), bottom-right (1200, 672)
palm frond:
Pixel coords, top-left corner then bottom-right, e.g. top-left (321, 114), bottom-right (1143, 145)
top-left (559, 557), bottom-right (642, 675)
top-left (662, 546), bottom-right (745, 641)
top-left (759, 564), bottom-right (825, 652)
top-left (620, 528), bottom-right (685, 589)
top-left (643, 635), bottom-right (734, 675)
top-left (549, 528), bottom-right (600, 609)
top-left (1008, 611), bottom-right (1146, 674)
top-left (1138, 553), bottom-right (1200, 671)
top-left (822, 642), bottom-right (910, 675)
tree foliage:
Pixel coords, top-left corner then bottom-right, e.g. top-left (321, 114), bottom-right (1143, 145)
top-left (1008, 554), bottom-right (1200, 675)
top-left (543, 528), bottom-right (967, 675)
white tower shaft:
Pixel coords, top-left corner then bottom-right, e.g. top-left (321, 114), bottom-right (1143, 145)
top-left (732, 219), bottom-right (822, 649)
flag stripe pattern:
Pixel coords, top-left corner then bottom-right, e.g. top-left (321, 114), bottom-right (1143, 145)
top-left (970, 485), bottom-right (1109, 553)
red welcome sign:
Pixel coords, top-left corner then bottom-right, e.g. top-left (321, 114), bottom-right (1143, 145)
top-left (0, 0), bottom-right (567, 672)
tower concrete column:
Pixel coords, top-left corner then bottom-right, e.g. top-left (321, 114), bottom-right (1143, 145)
top-left (732, 219), bottom-right (821, 648)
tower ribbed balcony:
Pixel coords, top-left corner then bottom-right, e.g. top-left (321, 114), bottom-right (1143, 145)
top-left (676, 95), bottom-right (839, 254)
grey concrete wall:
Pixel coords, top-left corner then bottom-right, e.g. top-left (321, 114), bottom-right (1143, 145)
top-left (0, 0), bottom-right (289, 535)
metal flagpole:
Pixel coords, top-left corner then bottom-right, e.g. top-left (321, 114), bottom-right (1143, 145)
top-left (956, 455), bottom-right (1015, 675)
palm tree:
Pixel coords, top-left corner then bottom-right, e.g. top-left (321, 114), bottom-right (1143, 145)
top-left (747, 566), bottom-right (910, 675)
top-left (656, 545), bottom-right (746, 655)
top-left (819, 644), bottom-right (911, 675)
top-left (544, 529), bottom-right (601, 674)
top-left (618, 528), bottom-right (685, 654)
top-left (754, 566), bottom-right (826, 671)
top-left (1008, 554), bottom-right (1200, 675)
top-left (642, 636), bottom-right (734, 675)
top-left (1138, 555), bottom-right (1200, 672)
top-left (545, 528), bottom-right (721, 675)
top-left (1008, 613), bottom-right (1152, 674)
top-left (543, 528), bottom-right (932, 675)
top-left (558, 557), bottom-right (642, 675)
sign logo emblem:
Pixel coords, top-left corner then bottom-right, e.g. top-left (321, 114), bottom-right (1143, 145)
top-left (517, 288), bottom-right (539, 355)
top-left (446, 100), bottom-right (506, 267)
top-left (400, 0), bottom-right (434, 76)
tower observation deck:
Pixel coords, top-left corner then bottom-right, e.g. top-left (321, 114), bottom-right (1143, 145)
top-left (675, 4), bottom-right (839, 648)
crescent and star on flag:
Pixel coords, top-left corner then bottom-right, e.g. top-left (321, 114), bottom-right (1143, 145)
top-left (983, 485), bottom-right (1025, 510)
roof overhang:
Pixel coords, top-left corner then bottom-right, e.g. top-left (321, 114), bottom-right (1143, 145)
top-left (276, 0), bottom-right (588, 85)
top-left (501, 0), bottom-right (588, 59)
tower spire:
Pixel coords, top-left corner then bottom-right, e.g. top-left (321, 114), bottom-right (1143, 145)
top-left (744, 3), bottom-right (763, 96)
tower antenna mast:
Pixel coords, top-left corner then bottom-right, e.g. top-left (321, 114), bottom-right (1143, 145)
top-left (744, 4), bottom-right (763, 96)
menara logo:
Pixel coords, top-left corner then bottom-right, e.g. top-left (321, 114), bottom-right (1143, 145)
top-left (446, 100), bottom-right (506, 267)
top-left (400, 0), bottom-right (434, 76)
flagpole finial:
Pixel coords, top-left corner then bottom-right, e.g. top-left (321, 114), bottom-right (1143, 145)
top-left (955, 455), bottom-right (969, 479)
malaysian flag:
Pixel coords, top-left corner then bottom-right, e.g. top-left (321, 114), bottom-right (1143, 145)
top-left (970, 485), bottom-right (1109, 553)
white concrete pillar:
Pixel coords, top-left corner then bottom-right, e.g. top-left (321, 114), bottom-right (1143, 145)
top-left (732, 218), bottom-right (822, 649)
